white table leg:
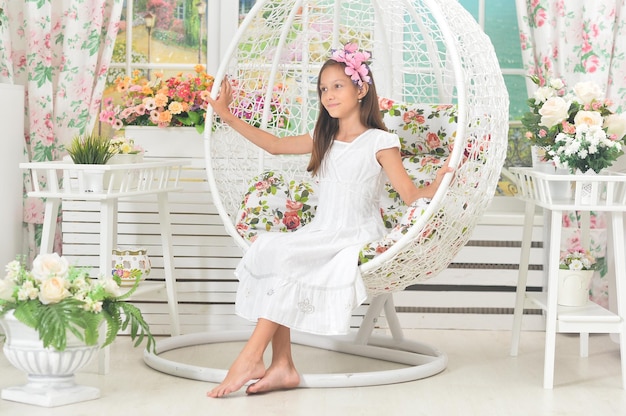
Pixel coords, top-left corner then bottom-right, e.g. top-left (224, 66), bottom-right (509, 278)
top-left (578, 211), bottom-right (591, 356)
top-left (543, 209), bottom-right (563, 389)
top-left (157, 193), bottom-right (180, 336)
top-left (511, 201), bottom-right (536, 356)
top-left (99, 199), bottom-right (118, 276)
top-left (611, 211), bottom-right (626, 389)
top-left (39, 198), bottom-right (60, 254)
top-left (579, 332), bottom-right (589, 357)
top-left (98, 198), bottom-right (117, 375)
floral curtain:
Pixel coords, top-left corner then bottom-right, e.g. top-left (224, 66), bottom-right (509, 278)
top-left (0, 0), bottom-right (123, 261)
top-left (516, 0), bottom-right (626, 308)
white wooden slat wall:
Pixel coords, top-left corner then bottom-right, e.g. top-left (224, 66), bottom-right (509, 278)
top-left (392, 198), bottom-right (546, 331)
top-left (61, 132), bottom-right (546, 335)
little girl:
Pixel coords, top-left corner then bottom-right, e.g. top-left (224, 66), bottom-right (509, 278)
top-left (207, 43), bottom-right (452, 398)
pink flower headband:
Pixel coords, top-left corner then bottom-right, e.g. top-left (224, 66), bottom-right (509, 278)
top-left (330, 43), bottom-right (372, 88)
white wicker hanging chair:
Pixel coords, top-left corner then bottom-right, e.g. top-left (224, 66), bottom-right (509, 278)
top-left (144, 0), bottom-right (509, 388)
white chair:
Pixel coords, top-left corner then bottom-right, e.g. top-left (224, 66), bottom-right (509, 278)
top-left (144, 0), bottom-right (509, 387)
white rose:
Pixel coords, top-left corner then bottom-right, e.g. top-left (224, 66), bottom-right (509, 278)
top-left (0, 278), bottom-right (16, 301)
top-left (574, 110), bottom-right (603, 127)
top-left (38, 276), bottom-right (70, 304)
top-left (17, 280), bottom-right (39, 301)
top-left (31, 253), bottom-right (69, 281)
top-left (604, 113), bottom-right (626, 140)
top-left (5, 260), bottom-right (22, 280)
top-left (539, 97), bottom-right (570, 128)
top-left (549, 78), bottom-right (565, 90)
top-left (100, 277), bottom-right (121, 297)
top-left (573, 81), bottom-right (604, 105)
top-left (533, 86), bottom-right (554, 103)
top-left (568, 259), bottom-right (584, 271)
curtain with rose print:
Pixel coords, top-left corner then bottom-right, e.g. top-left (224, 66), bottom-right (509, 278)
top-left (0, 0), bottom-right (123, 262)
top-left (516, 0), bottom-right (626, 308)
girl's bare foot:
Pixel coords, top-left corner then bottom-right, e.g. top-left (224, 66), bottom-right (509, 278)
top-left (207, 357), bottom-right (266, 398)
top-left (245, 362), bottom-right (300, 395)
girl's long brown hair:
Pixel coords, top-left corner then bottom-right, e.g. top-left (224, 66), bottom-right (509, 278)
top-left (306, 60), bottom-right (387, 176)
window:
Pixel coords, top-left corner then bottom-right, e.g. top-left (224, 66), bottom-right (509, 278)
top-left (103, 1), bottom-right (524, 120)
top-left (240, 0), bottom-right (256, 17)
top-left (175, 3), bottom-right (185, 20)
top-left (99, 0), bottom-right (222, 137)
top-left (459, 0), bottom-right (530, 173)
top-left (459, 0), bottom-right (526, 120)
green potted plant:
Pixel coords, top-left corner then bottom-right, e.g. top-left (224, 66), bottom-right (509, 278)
top-left (66, 134), bottom-right (116, 192)
top-left (66, 134), bottom-right (115, 165)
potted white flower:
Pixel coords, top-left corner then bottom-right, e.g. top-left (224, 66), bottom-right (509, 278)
top-left (521, 75), bottom-right (626, 174)
top-left (0, 253), bottom-right (154, 406)
top-left (557, 249), bottom-right (596, 306)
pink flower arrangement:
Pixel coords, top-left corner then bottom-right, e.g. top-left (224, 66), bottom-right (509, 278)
top-left (100, 65), bottom-right (215, 134)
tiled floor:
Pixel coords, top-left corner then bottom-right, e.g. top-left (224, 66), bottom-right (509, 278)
top-left (1, 329), bottom-right (625, 415)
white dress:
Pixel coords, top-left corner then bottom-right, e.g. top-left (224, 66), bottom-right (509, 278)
top-left (235, 129), bottom-right (400, 335)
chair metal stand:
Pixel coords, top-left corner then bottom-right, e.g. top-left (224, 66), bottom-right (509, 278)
top-left (143, 294), bottom-right (447, 387)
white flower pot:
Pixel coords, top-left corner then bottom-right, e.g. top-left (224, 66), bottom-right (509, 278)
top-left (557, 269), bottom-right (594, 306)
top-left (0, 311), bottom-right (100, 407)
top-left (531, 146), bottom-right (572, 200)
top-left (105, 153), bottom-right (144, 190)
top-left (574, 169), bottom-right (602, 205)
top-left (77, 169), bottom-right (106, 193)
top-left (531, 145), bottom-right (555, 174)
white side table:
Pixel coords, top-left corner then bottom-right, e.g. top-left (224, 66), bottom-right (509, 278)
top-left (20, 159), bottom-right (190, 373)
top-left (509, 167), bottom-right (626, 389)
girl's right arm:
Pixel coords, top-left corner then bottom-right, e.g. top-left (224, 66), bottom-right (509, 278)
top-left (207, 79), bottom-right (312, 155)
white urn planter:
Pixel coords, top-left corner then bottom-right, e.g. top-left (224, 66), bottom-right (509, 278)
top-left (0, 311), bottom-right (100, 407)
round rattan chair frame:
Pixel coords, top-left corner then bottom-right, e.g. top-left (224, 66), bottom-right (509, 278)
top-left (144, 0), bottom-right (509, 388)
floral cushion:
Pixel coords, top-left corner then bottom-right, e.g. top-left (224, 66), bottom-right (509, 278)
top-left (359, 198), bottom-right (433, 264)
top-left (378, 101), bottom-right (456, 229)
top-left (235, 171), bottom-right (318, 243)
top-left (378, 98), bottom-right (457, 158)
top-left (235, 101), bottom-right (458, 262)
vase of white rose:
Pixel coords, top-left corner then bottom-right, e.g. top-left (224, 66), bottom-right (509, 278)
top-left (0, 253), bottom-right (155, 407)
top-left (522, 75), bottom-right (626, 175)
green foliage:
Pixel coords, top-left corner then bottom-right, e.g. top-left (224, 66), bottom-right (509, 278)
top-left (67, 134), bottom-right (115, 164)
top-left (0, 256), bottom-right (155, 353)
